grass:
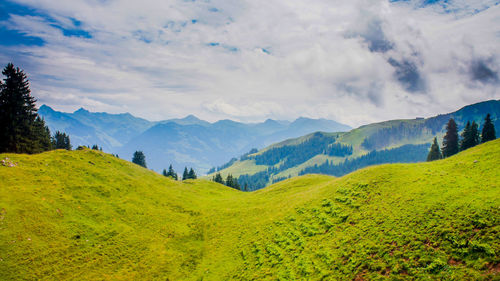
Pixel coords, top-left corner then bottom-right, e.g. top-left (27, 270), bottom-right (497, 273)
top-left (1, 140), bottom-right (499, 280)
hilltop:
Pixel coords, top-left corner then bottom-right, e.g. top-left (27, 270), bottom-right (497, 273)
top-left (38, 105), bottom-right (351, 173)
top-left (0, 139), bottom-right (499, 280)
top-left (212, 100), bottom-right (500, 189)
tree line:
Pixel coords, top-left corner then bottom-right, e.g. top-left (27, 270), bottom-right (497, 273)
top-left (427, 115), bottom-right (496, 161)
top-left (0, 63), bottom-right (69, 154)
top-left (300, 144), bottom-right (429, 177)
top-left (212, 172), bottom-right (245, 191)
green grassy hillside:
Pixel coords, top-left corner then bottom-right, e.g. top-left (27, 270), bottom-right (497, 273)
top-left (211, 100), bottom-right (499, 188)
top-left (1, 140), bottom-right (499, 280)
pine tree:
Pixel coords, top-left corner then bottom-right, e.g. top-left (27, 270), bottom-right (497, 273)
top-left (427, 137), bottom-right (441, 161)
top-left (132, 151), bottom-right (147, 168)
top-left (53, 131), bottom-right (71, 150)
top-left (0, 63), bottom-right (51, 153)
top-left (182, 167), bottom-right (189, 180)
top-left (481, 113), bottom-right (496, 143)
top-left (442, 118), bottom-right (458, 158)
top-left (213, 173), bottom-right (224, 184)
top-left (470, 121), bottom-right (480, 147)
top-left (225, 174), bottom-right (240, 190)
top-left (459, 121), bottom-right (472, 151)
top-left (162, 169), bottom-right (168, 177)
top-left (188, 168), bottom-right (197, 179)
top-left (226, 174), bottom-right (234, 188)
top-left (31, 116), bottom-right (52, 152)
top-left (167, 164), bottom-right (178, 180)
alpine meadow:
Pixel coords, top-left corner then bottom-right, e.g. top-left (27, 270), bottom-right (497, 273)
top-left (1, 0), bottom-right (500, 280)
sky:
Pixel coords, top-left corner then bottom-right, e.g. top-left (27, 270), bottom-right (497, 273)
top-left (0, 0), bottom-right (499, 127)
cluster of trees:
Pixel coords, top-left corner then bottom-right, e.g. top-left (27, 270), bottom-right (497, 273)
top-left (427, 115), bottom-right (496, 161)
top-left (0, 63), bottom-right (53, 154)
top-left (52, 131), bottom-right (71, 150)
top-left (300, 144), bottom-right (429, 177)
top-left (253, 133), bottom-right (352, 172)
top-left (0, 63), bottom-right (77, 154)
top-left (182, 167), bottom-right (197, 180)
top-left (212, 172), bottom-right (243, 190)
top-left (162, 164), bottom-right (178, 180)
top-left (91, 144), bottom-right (102, 151)
top-left (237, 170), bottom-right (271, 191)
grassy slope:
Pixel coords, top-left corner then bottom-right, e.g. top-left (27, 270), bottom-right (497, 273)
top-left (1, 140), bottom-right (499, 280)
top-left (211, 119), bottom-right (433, 181)
top-left (215, 100), bottom-right (500, 181)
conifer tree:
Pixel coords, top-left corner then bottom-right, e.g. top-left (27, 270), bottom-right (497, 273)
top-left (226, 174), bottom-right (234, 188)
top-left (31, 116), bottom-right (52, 152)
top-left (427, 137), bottom-right (441, 161)
top-left (470, 121), bottom-right (479, 146)
top-left (0, 63), bottom-right (51, 153)
top-left (167, 164), bottom-right (178, 180)
top-left (213, 173), bottom-right (224, 184)
top-left (53, 131), bottom-right (71, 150)
top-left (459, 121), bottom-right (472, 151)
top-left (162, 169), bottom-right (168, 177)
top-left (132, 151), bottom-right (147, 168)
top-left (225, 174), bottom-right (240, 190)
top-left (442, 118), bottom-right (458, 158)
top-left (182, 167), bottom-right (189, 180)
top-left (481, 113), bottom-right (496, 143)
top-left (188, 168), bottom-right (197, 179)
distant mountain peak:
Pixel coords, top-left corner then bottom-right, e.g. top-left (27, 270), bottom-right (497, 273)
top-left (183, 114), bottom-right (202, 121)
top-left (74, 107), bottom-right (90, 114)
top-left (39, 104), bottom-right (55, 113)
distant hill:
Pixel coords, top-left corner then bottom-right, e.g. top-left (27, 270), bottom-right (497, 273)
top-left (1, 139), bottom-right (498, 280)
top-left (38, 105), bottom-right (351, 173)
top-left (213, 100), bottom-right (500, 190)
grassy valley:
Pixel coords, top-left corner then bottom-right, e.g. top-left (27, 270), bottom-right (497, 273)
top-left (1, 139), bottom-right (499, 280)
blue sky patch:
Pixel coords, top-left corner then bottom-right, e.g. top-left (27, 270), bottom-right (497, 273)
top-left (0, 28), bottom-right (45, 46)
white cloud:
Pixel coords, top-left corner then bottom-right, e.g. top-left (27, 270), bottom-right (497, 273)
top-left (1, 0), bottom-right (499, 127)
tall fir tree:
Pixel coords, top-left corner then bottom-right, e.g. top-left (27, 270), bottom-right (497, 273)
top-left (0, 63), bottom-right (51, 153)
top-left (31, 116), bottom-right (52, 153)
top-left (442, 118), bottom-right (458, 158)
top-left (459, 121), bottom-right (472, 151)
top-left (132, 151), bottom-right (147, 168)
top-left (470, 121), bottom-right (480, 147)
top-left (162, 169), bottom-right (168, 177)
top-left (427, 137), bottom-right (442, 161)
top-left (188, 168), bottom-right (197, 179)
top-left (182, 167), bottom-right (189, 180)
top-left (481, 113), bottom-right (496, 143)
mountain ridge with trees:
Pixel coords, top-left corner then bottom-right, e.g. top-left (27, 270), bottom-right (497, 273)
top-left (212, 100), bottom-right (500, 190)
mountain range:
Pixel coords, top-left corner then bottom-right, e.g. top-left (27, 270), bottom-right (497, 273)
top-left (213, 100), bottom-right (500, 189)
top-left (38, 105), bottom-right (351, 173)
